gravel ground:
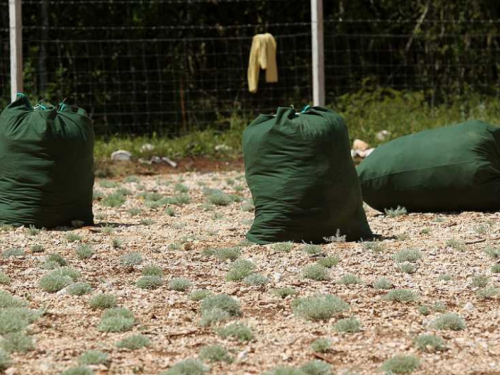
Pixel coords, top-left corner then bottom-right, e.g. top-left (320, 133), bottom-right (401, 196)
top-left (1, 171), bottom-right (500, 375)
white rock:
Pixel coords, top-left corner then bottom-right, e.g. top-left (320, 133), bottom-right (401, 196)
top-left (463, 302), bottom-right (474, 311)
top-left (376, 130), bottom-right (391, 141)
top-left (111, 150), bottom-right (131, 161)
top-left (273, 273), bottom-right (282, 283)
top-left (162, 156), bottom-right (177, 168)
top-left (140, 143), bottom-right (155, 153)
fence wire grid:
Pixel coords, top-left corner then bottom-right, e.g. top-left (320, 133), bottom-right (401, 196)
top-left (1, 1), bottom-right (500, 136)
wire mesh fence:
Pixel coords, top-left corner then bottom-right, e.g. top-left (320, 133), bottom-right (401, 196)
top-left (1, 1), bottom-right (500, 136)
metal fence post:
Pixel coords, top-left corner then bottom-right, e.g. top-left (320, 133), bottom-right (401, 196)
top-left (10, 0), bottom-right (23, 102)
top-left (311, 0), bottom-right (325, 106)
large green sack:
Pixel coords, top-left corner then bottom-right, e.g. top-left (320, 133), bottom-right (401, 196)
top-left (243, 106), bottom-right (372, 244)
top-left (357, 120), bottom-right (500, 212)
top-left (0, 94), bottom-right (94, 228)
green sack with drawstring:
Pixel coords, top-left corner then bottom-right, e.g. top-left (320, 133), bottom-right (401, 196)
top-left (0, 94), bottom-right (94, 228)
top-left (357, 120), bottom-right (500, 212)
top-left (243, 106), bottom-right (372, 244)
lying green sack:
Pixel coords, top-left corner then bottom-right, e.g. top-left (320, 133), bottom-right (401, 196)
top-left (243, 106), bottom-right (372, 244)
top-left (357, 120), bottom-right (500, 212)
top-left (0, 94), bottom-right (94, 228)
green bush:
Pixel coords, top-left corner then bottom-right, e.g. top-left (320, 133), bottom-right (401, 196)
top-left (226, 259), bottom-right (256, 281)
top-left (272, 287), bottom-right (297, 299)
top-left (316, 256), bottom-right (339, 268)
top-left (89, 294), bottom-right (117, 310)
top-left (215, 247), bottom-right (241, 262)
top-left (168, 278), bottom-right (192, 292)
top-left (384, 289), bottom-right (418, 303)
top-left (120, 252), bottom-right (143, 267)
top-left (413, 334), bottom-right (445, 352)
top-left (381, 355), bottom-right (420, 374)
top-left (374, 278), bottom-right (393, 290)
top-left (189, 290), bottom-right (212, 302)
top-left (136, 276), bottom-right (163, 290)
top-left (393, 249), bottom-right (422, 263)
top-left (0, 349), bottom-right (12, 371)
top-left (75, 244), bottom-right (94, 260)
top-left (215, 323), bottom-right (254, 342)
top-left (384, 206), bottom-right (407, 218)
top-left (2, 248), bottom-right (25, 258)
top-left (160, 359), bottom-right (208, 375)
top-left (0, 310), bottom-right (29, 334)
top-left (302, 245), bottom-right (322, 256)
top-left (199, 344), bottom-right (233, 363)
top-left (310, 338), bottom-right (331, 353)
top-left (0, 291), bottom-right (27, 308)
top-left (0, 332), bottom-right (34, 353)
top-left (332, 317), bottom-right (361, 333)
top-left (142, 265), bottom-right (164, 277)
top-left (337, 273), bottom-right (362, 285)
top-left (0, 272), bottom-right (11, 285)
top-left (78, 350), bottom-right (110, 366)
top-left (200, 294), bottom-right (241, 317)
top-left (51, 267), bottom-right (81, 281)
top-left (293, 295), bottom-right (349, 321)
top-left (199, 308), bottom-right (231, 327)
top-left (273, 242), bottom-right (294, 253)
top-left (116, 334), bottom-right (151, 350)
top-left (476, 286), bottom-right (499, 299)
top-left (299, 360), bottom-right (333, 375)
top-left (98, 315), bottom-right (134, 332)
top-left (67, 283), bottom-right (93, 296)
top-left (303, 264), bottom-right (329, 281)
top-left (430, 313), bottom-right (466, 331)
top-left (243, 273), bottom-right (269, 286)
top-left (39, 274), bottom-right (73, 293)
top-left (61, 366), bottom-right (94, 375)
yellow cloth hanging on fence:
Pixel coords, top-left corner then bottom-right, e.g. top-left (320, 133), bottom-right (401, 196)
top-left (247, 33), bottom-right (278, 93)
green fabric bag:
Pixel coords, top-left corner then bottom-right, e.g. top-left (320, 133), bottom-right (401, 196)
top-left (243, 106), bottom-right (372, 244)
top-left (0, 94), bottom-right (94, 228)
top-left (357, 120), bottom-right (500, 212)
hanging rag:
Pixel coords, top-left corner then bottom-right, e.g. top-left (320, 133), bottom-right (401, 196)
top-left (247, 33), bottom-right (278, 93)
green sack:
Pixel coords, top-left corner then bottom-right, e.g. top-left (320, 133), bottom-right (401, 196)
top-left (0, 94), bottom-right (94, 228)
top-left (243, 106), bottom-right (372, 244)
top-left (357, 120), bottom-right (500, 212)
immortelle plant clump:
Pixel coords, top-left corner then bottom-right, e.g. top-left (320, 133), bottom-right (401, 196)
top-left (302, 264), bottom-right (329, 281)
top-left (292, 294), bottom-right (349, 321)
top-left (116, 334), bottom-right (151, 350)
top-left (413, 334), bottom-right (446, 352)
top-left (199, 294), bottom-right (241, 326)
top-left (430, 313), bottom-right (466, 331)
top-left (168, 278), bottom-right (192, 292)
top-left (310, 338), bottom-right (331, 353)
top-left (384, 289), bottom-right (419, 303)
top-left (98, 308), bottom-right (135, 332)
top-left (272, 287), bottom-right (297, 299)
top-left (160, 359), bottom-right (208, 375)
top-left (374, 278), bottom-right (393, 290)
top-left (381, 355), bottom-right (420, 374)
top-left (78, 350), bottom-right (110, 366)
top-left (226, 259), bottom-right (256, 281)
top-left (199, 344), bottom-right (234, 363)
top-left (332, 317), bottom-right (361, 333)
top-left (393, 249), bottom-right (422, 263)
top-left (136, 276), bottom-right (163, 290)
top-left (89, 294), bottom-right (117, 310)
top-left (215, 323), bottom-right (254, 342)
top-left (67, 283), bottom-right (93, 296)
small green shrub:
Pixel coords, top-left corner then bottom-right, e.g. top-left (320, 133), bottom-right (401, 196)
top-left (93, 190), bottom-right (105, 200)
top-left (140, 218), bottom-right (155, 225)
top-left (189, 290), bottom-right (212, 301)
top-left (0, 310), bottom-right (29, 334)
top-left (264, 366), bottom-right (304, 375)
top-left (333, 317), bottom-right (361, 333)
top-left (384, 206), bottom-right (407, 217)
top-left (2, 248), bottom-right (25, 258)
top-left (418, 305), bottom-right (431, 316)
top-left (61, 366), bottom-right (94, 375)
top-left (165, 206), bottom-right (176, 216)
top-left (120, 252), bottom-right (143, 266)
top-left (75, 244), bottom-right (94, 260)
top-left (168, 278), bottom-right (191, 291)
top-left (432, 301), bottom-right (447, 313)
top-left (476, 286), bottom-right (500, 299)
top-left (116, 334), bottom-right (150, 350)
top-left (129, 208), bottom-right (142, 216)
top-left (142, 265), bottom-right (164, 277)
top-left (0, 292), bottom-right (27, 309)
top-left (446, 238), bottom-right (466, 251)
top-left (337, 273), bottom-right (362, 285)
top-left (200, 294), bottom-right (241, 317)
top-left (393, 249), bottom-right (422, 263)
top-left (0, 272), bottom-right (11, 285)
top-left (166, 195), bottom-right (191, 206)
top-left (136, 276), bottom-right (163, 290)
top-left (384, 289), bottom-right (418, 303)
top-left (78, 350), bottom-right (109, 366)
top-left (199, 307), bottom-right (231, 327)
top-left (381, 355), bottom-right (420, 374)
top-left (310, 338), bottom-right (331, 353)
top-left (102, 193), bottom-right (126, 207)
top-left (272, 287), bottom-right (297, 299)
top-left (243, 273), bottom-right (269, 286)
top-left (39, 274), bottom-right (72, 293)
top-left (316, 256), bottom-right (339, 268)
top-left (491, 264), bottom-right (500, 273)
top-left (215, 247), bottom-right (241, 262)
top-left (124, 175), bottom-right (140, 183)
top-left (161, 359), bottom-right (208, 375)
top-left (471, 275), bottom-right (489, 288)
top-left (241, 202), bottom-right (254, 212)
top-left (438, 274), bottom-right (452, 281)
top-left (398, 263), bottom-right (417, 274)
top-left (27, 225), bottom-right (41, 236)
top-left (207, 192), bottom-right (233, 206)
top-left (215, 323), bottom-right (254, 342)
top-left (374, 278), bottom-right (393, 290)
top-left (302, 244), bottom-right (322, 256)
top-left (89, 294), bottom-right (117, 310)
top-left (98, 315), bottom-right (134, 333)
top-left (0, 349), bottom-right (12, 371)
top-left (174, 183), bottom-right (189, 193)
top-left (100, 180), bottom-right (119, 188)
top-left (273, 242), bottom-right (294, 253)
top-left (51, 267), bottom-right (81, 281)
top-left (103, 308), bottom-right (134, 320)
top-left (226, 259), bottom-right (256, 281)
top-left (300, 360), bottom-right (333, 375)
top-left (484, 246), bottom-right (500, 259)
top-left (431, 313), bottom-right (466, 331)
top-left (303, 264), bottom-right (329, 281)
top-left (293, 294), bottom-right (349, 321)
top-left (46, 253), bottom-right (67, 266)
top-left (30, 244), bottom-right (44, 253)
top-left (66, 233), bottom-right (83, 242)
top-left (0, 333), bottom-right (34, 353)
top-left (363, 241), bottom-right (386, 253)
top-left (199, 344), bottom-right (233, 363)
top-left (414, 334), bottom-right (445, 352)
top-left (67, 283), bottom-right (93, 296)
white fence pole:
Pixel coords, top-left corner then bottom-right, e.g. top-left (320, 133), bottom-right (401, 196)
top-left (311, 0), bottom-right (325, 106)
top-left (10, 0), bottom-right (23, 102)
